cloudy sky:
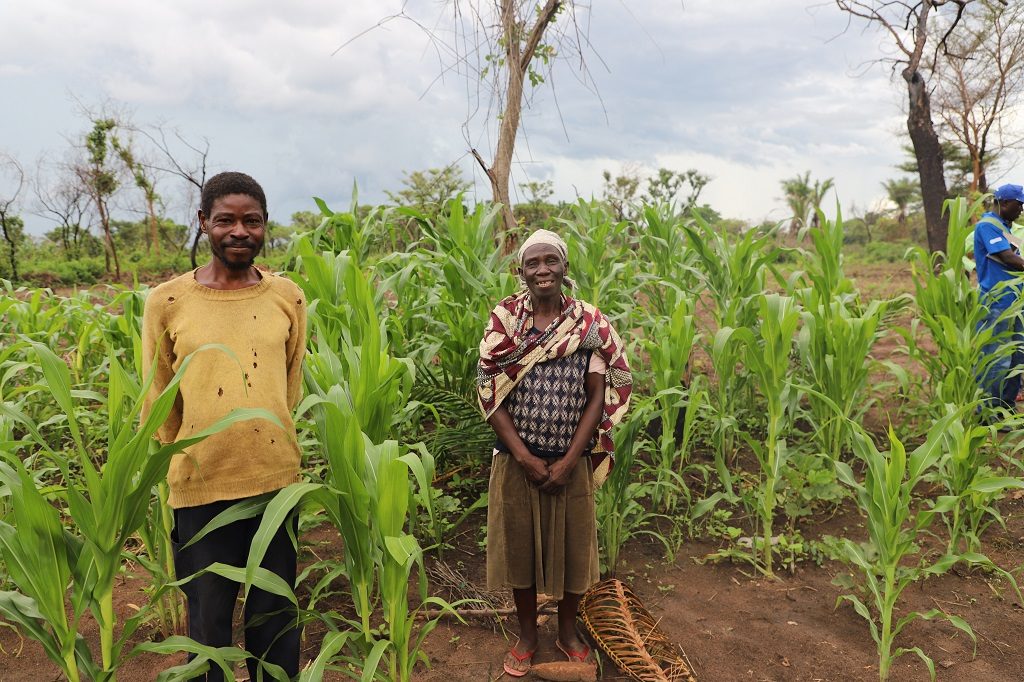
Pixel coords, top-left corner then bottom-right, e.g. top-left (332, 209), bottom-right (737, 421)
top-left (0, 1), bottom-right (976, 232)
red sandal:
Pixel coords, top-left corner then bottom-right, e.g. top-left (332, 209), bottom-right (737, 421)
top-left (556, 639), bottom-right (595, 665)
top-left (503, 644), bottom-right (536, 678)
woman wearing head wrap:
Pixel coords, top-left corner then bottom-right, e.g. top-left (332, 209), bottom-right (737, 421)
top-left (477, 228), bottom-right (632, 677)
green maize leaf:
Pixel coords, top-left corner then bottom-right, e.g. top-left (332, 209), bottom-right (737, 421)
top-left (928, 495), bottom-right (960, 514)
top-left (0, 461), bottom-right (72, 632)
top-left (134, 636), bottom-right (249, 681)
top-left (27, 340), bottom-right (89, 463)
top-left (359, 639), bottom-right (390, 682)
top-left (256, 660), bottom-right (291, 682)
top-left (892, 646), bottom-right (937, 681)
top-left (313, 196), bottom-right (331, 216)
top-left (968, 476), bottom-right (1024, 494)
top-left (0, 591), bottom-right (66, 667)
top-left (838, 540), bottom-right (873, 572)
top-left (243, 482), bottom-right (321, 597)
top-left (0, 403), bottom-right (54, 453)
top-left (180, 493), bottom-right (273, 551)
top-left (690, 491), bottom-right (734, 519)
top-left (384, 534), bottom-right (420, 565)
top-left (114, 407), bottom-right (283, 552)
top-left (835, 594), bottom-right (880, 645)
top-left (895, 607), bottom-right (975, 647)
top-left (834, 459), bottom-right (860, 490)
top-left (135, 342), bottom-right (243, 446)
top-left (305, 486), bottom-right (346, 535)
top-left (173, 563), bottom-right (297, 606)
top-left (299, 631), bottom-right (351, 681)
top-left (106, 351), bottom-right (133, 445)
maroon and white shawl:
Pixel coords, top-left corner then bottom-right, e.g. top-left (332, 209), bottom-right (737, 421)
top-left (477, 291), bottom-right (632, 485)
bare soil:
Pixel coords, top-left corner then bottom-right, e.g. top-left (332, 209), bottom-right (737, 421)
top-left (4, 497), bottom-right (1020, 682)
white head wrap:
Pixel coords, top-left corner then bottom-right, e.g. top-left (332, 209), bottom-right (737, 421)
top-left (518, 228), bottom-right (568, 264)
top-left (517, 228), bottom-right (575, 290)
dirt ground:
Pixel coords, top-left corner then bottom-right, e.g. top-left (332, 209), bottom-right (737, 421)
top-left (2, 496), bottom-right (1021, 682)
top-left (4, 261), bottom-right (1024, 681)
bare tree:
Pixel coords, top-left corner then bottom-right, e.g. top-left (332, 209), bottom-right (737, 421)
top-left (466, 0), bottom-right (566, 243)
top-left (930, 0), bottom-right (1024, 193)
top-left (835, 0), bottom-right (975, 254)
top-left (352, 2), bottom-right (602, 248)
top-left (0, 154), bottom-right (25, 281)
top-left (34, 167), bottom-right (91, 260)
top-left (601, 164), bottom-right (643, 222)
top-left (134, 125), bottom-right (210, 266)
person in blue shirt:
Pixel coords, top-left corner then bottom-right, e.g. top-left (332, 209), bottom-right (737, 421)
top-left (975, 183), bottom-right (1024, 415)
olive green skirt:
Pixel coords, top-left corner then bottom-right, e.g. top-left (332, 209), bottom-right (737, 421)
top-left (486, 452), bottom-right (600, 600)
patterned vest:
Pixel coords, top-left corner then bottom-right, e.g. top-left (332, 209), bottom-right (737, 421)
top-left (496, 328), bottom-right (597, 458)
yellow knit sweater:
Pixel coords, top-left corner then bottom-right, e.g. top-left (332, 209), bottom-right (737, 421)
top-left (141, 269), bottom-right (307, 508)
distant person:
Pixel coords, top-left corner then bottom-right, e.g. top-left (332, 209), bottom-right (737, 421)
top-left (964, 208), bottom-right (1024, 273)
top-left (974, 183), bottom-right (1024, 416)
top-left (477, 228), bottom-right (632, 678)
top-left (141, 171), bottom-right (306, 680)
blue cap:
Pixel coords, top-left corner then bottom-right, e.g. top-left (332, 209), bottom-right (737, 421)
top-left (993, 184), bottom-right (1024, 203)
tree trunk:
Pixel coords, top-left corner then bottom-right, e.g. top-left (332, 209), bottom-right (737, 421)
top-left (489, 0), bottom-right (528, 252)
top-left (98, 199), bottom-right (121, 279)
top-left (905, 68), bottom-right (948, 255)
top-left (970, 154), bottom-right (981, 195)
top-left (147, 194), bottom-right (160, 257)
top-left (0, 217), bottom-right (17, 282)
top-left (190, 225), bottom-right (202, 268)
top-left (475, 0), bottom-right (562, 255)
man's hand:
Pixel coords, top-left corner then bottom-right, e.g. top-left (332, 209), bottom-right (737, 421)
top-left (992, 248), bottom-right (1024, 272)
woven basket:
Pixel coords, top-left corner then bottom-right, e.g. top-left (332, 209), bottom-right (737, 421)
top-left (578, 578), bottom-right (696, 682)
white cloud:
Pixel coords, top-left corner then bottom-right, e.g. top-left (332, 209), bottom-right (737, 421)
top-left (2, 0), bottom-right (1013, 234)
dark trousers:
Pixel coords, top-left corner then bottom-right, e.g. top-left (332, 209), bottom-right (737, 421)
top-left (172, 497), bottom-right (300, 681)
top-left (977, 305), bottom-right (1024, 411)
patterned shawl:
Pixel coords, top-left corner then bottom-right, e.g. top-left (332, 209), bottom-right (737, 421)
top-left (477, 291), bottom-right (632, 485)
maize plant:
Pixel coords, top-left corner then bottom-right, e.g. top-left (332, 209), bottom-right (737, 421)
top-left (295, 241), bottom-right (414, 444)
top-left (797, 208), bottom-right (857, 308)
top-left (834, 419), bottom-right (977, 682)
top-left (292, 387), bottom-right (460, 679)
top-left (559, 201), bottom-right (639, 325)
top-left (374, 441), bottom-right (463, 682)
top-left (685, 216), bottom-right (783, 494)
top-left (415, 200), bottom-right (515, 397)
top-left (636, 203), bottom-right (699, 320)
top-left (933, 403), bottom-right (1024, 554)
top-left (716, 294), bottom-right (801, 577)
top-left (641, 296), bottom-right (706, 513)
top-left (596, 398), bottom-right (669, 576)
top-left (290, 238), bottom-right (387, 350)
top-left (0, 341), bottom-right (279, 681)
top-left (902, 196), bottom-right (997, 419)
top-left (795, 213), bottom-right (893, 461)
top-left (293, 188), bottom-right (383, 264)
top-left (798, 298), bottom-right (889, 461)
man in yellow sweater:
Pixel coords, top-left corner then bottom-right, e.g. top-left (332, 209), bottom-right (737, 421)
top-left (141, 171), bottom-right (306, 680)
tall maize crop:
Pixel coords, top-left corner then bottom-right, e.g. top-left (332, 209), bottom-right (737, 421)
top-left (0, 190), bottom-right (1022, 679)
